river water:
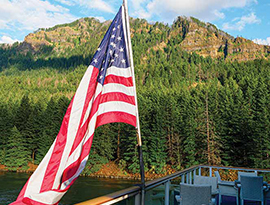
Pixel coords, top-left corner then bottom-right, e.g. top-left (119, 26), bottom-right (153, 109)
top-left (0, 172), bottom-right (139, 205)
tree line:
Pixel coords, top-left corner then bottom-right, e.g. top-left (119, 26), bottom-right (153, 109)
top-left (1, 58), bottom-right (270, 174)
top-left (0, 18), bottom-right (270, 174)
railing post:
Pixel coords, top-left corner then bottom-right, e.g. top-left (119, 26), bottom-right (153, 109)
top-left (165, 181), bottom-right (170, 205)
top-left (135, 193), bottom-right (141, 205)
top-left (193, 169), bottom-right (196, 184)
top-left (255, 170), bottom-right (258, 175)
top-left (181, 174), bottom-right (185, 183)
top-left (209, 167), bottom-right (212, 177)
top-left (199, 167), bottom-right (201, 176)
top-left (189, 171), bottom-right (192, 184)
top-left (186, 173), bottom-right (189, 184)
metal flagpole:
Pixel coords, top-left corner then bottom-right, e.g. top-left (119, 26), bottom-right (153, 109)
top-left (122, 0), bottom-right (145, 204)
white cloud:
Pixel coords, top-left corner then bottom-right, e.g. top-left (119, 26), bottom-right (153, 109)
top-left (0, 0), bottom-right (77, 31)
top-left (130, 0), bottom-right (257, 22)
top-left (55, 0), bottom-right (76, 6)
top-left (213, 10), bottom-right (225, 19)
top-left (131, 0), bottom-right (148, 10)
top-left (0, 35), bottom-right (19, 44)
top-left (253, 37), bottom-right (270, 45)
top-left (222, 12), bottom-right (261, 31)
top-left (54, 0), bottom-right (115, 13)
top-left (132, 9), bottom-right (152, 20)
top-left (78, 0), bottom-right (114, 13)
top-left (130, 0), bottom-right (151, 18)
top-left (93, 16), bottom-right (106, 22)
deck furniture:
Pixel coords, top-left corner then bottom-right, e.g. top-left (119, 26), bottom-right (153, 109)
top-left (194, 175), bottom-right (219, 195)
top-left (237, 171), bottom-right (257, 180)
top-left (214, 170), bottom-right (239, 205)
top-left (175, 183), bottom-right (215, 205)
top-left (263, 186), bottom-right (270, 204)
top-left (238, 176), bottom-right (268, 205)
top-left (214, 171), bottom-right (222, 183)
top-left (148, 183), bottom-right (179, 205)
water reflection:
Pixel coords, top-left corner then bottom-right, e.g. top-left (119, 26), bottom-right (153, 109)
top-left (0, 172), bottom-right (139, 205)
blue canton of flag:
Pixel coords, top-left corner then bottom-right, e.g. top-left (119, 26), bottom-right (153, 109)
top-left (91, 6), bottom-right (130, 85)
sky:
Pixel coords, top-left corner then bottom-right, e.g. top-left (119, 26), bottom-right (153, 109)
top-left (0, 0), bottom-right (269, 45)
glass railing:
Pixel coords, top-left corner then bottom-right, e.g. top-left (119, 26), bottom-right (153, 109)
top-left (75, 165), bottom-right (270, 205)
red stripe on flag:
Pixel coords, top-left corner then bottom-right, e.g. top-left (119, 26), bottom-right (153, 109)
top-left (23, 197), bottom-right (58, 205)
top-left (69, 67), bottom-right (99, 156)
top-left (104, 75), bottom-right (133, 87)
top-left (100, 92), bottom-right (135, 105)
top-left (96, 112), bottom-right (136, 128)
top-left (61, 134), bottom-right (94, 184)
top-left (40, 98), bottom-right (74, 192)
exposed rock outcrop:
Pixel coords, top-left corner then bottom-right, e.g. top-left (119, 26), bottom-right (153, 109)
top-left (11, 16), bottom-right (270, 62)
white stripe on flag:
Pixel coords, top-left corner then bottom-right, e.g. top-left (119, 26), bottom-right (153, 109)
top-left (81, 83), bottom-right (103, 127)
top-left (24, 140), bottom-right (56, 198)
top-left (63, 112), bottom-right (98, 171)
top-left (28, 190), bottom-right (66, 204)
top-left (98, 101), bottom-right (136, 116)
top-left (53, 65), bottom-right (94, 189)
top-left (106, 66), bottom-right (132, 78)
top-left (102, 83), bottom-right (134, 96)
top-left (24, 65), bottom-right (95, 202)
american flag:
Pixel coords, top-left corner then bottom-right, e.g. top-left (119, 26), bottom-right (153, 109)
top-left (11, 5), bottom-right (137, 205)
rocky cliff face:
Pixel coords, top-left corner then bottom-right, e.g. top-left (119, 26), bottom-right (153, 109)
top-left (14, 16), bottom-right (270, 62)
top-left (18, 18), bottom-right (106, 56)
top-left (170, 16), bottom-right (270, 61)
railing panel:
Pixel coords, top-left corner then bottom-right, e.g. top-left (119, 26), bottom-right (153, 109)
top-left (76, 165), bottom-right (270, 205)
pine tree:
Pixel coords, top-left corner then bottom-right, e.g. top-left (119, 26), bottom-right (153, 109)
top-left (251, 78), bottom-right (270, 168)
top-left (36, 98), bottom-right (59, 163)
top-left (36, 130), bottom-right (54, 163)
top-left (0, 103), bottom-right (13, 164)
top-left (182, 91), bottom-right (199, 168)
top-left (24, 102), bottom-right (44, 163)
top-left (5, 126), bottom-right (29, 170)
top-left (15, 95), bottom-right (32, 132)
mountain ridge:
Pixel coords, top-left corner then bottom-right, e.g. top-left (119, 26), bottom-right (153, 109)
top-left (1, 16), bottom-right (270, 62)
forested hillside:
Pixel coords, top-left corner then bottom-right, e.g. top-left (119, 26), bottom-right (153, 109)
top-left (0, 17), bottom-right (270, 174)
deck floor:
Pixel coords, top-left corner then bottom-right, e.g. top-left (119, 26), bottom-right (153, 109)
top-left (220, 196), bottom-right (268, 205)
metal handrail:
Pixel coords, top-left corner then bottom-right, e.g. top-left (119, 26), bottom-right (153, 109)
top-left (75, 185), bottom-right (141, 205)
top-left (200, 165), bottom-right (270, 173)
top-left (75, 165), bottom-right (199, 205)
top-left (75, 165), bottom-right (270, 205)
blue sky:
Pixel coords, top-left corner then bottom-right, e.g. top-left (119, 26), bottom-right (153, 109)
top-left (0, 0), bottom-right (269, 45)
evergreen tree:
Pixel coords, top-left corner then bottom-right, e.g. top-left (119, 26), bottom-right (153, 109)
top-left (24, 102), bottom-right (44, 163)
top-left (15, 95), bottom-right (32, 132)
top-left (251, 78), bottom-right (270, 168)
top-left (5, 126), bottom-right (29, 170)
top-left (0, 103), bottom-right (13, 164)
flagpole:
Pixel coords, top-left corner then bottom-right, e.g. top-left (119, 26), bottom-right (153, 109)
top-left (122, 0), bottom-right (145, 204)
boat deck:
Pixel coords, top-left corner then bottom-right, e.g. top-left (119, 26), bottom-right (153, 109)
top-left (76, 165), bottom-right (270, 205)
top-left (219, 196), bottom-right (268, 205)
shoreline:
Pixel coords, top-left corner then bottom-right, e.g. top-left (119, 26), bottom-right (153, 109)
top-left (0, 163), bottom-right (173, 181)
top-left (0, 169), bottom-right (159, 181)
